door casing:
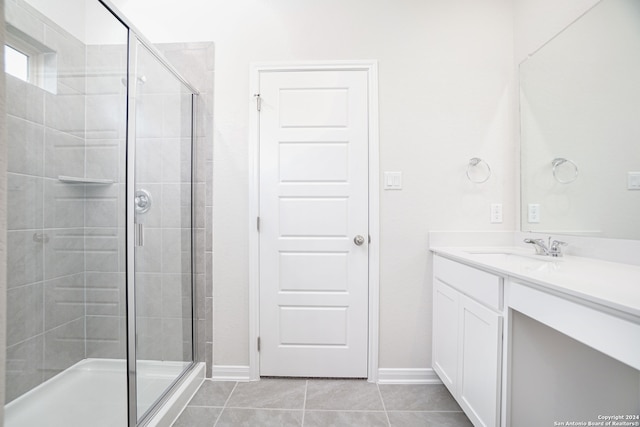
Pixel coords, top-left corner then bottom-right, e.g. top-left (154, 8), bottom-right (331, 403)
top-left (248, 61), bottom-right (380, 381)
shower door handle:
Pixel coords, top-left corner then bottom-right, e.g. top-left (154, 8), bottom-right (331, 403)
top-left (136, 223), bottom-right (144, 247)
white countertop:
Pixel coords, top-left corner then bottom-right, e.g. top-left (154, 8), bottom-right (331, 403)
top-left (431, 246), bottom-right (640, 320)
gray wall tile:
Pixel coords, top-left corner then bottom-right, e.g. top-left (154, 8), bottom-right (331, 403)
top-left (84, 227), bottom-right (119, 273)
top-left (7, 173), bottom-right (43, 230)
top-left (84, 185), bottom-right (119, 228)
top-left (44, 91), bottom-right (85, 136)
top-left (6, 76), bottom-right (45, 123)
top-left (44, 273), bottom-right (84, 330)
top-left (85, 141), bottom-right (119, 180)
top-left (86, 272), bottom-right (122, 316)
top-left (44, 26), bottom-right (85, 95)
top-left (85, 94), bottom-right (125, 139)
top-left (162, 318), bottom-right (189, 361)
top-left (43, 227), bottom-right (84, 279)
top-left (6, 282), bottom-right (44, 347)
top-left (136, 317), bottom-right (163, 360)
top-left (161, 138), bottom-right (183, 182)
top-left (44, 128), bottom-right (85, 179)
top-left (135, 228), bottom-right (162, 273)
top-left (43, 318), bottom-right (85, 380)
top-left (135, 138), bottom-right (163, 183)
top-left (7, 230), bottom-right (44, 288)
top-left (86, 316), bottom-right (124, 359)
top-left (5, 335), bottom-right (45, 403)
top-left (136, 94), bottom-right (164, 139)
top-left (161, 273), bottom-right (189, 318)
top-left (43, 179), bottom-right (84, 229)
top-left (135, 273), bottom-right (163, 318)
top-left (7, 115), bottom-right (44, 176)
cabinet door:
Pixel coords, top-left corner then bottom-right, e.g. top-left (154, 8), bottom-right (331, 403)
top-left (458, 294), bottom-right (502, 427)
top-left (432, 280), bottom-right (460, 393)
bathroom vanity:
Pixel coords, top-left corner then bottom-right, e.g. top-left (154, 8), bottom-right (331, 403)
top-left (431, 244), bottom-right (640, 427)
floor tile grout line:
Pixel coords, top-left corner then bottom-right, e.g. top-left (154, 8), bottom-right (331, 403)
top-left (385, 409), bottom-right (466, 413)
top-left (218, 407), bottom-right (390, 412)
top-left (212, 381), bottom-right (239, 427)
top-left (303, 409), bottom-right (388, 413)
top-left (301, 379), bottom-right (308, 426)
top-left (222, 381), bottom-right (240, 408)
top-left (376, 383), bottom-right (392, 427)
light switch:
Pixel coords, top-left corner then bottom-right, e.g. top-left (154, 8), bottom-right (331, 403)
top-left (528, 203), bottom-right (540, 223)
top-left (383, 172), bottom-right (402, 190)
top-left (490, 203), bottom-right (503, 223)
top-left (628, 172), bottom-right (640, 190)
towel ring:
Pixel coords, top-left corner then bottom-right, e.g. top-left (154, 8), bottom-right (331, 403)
top-left (466, 157), bottom-right (491, 184)
top-left (551, 158), bottom-right (578, 184)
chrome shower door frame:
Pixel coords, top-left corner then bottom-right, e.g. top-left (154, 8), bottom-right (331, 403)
top-left (95, 0), bottom-right (200, 425)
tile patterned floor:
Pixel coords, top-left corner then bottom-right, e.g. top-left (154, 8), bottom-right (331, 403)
top-left (172, 378), bottom-right (473, 426)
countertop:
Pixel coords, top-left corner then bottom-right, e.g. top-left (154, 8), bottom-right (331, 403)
top-left (430, 246), bottom-right (640, 320)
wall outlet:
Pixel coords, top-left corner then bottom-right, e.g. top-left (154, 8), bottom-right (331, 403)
top-left (528, 203), bottom-right (540, 223)
top-left (490, 203), bottom-right (503, 223)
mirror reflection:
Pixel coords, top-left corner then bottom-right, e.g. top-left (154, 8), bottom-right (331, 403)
top-left (520, 0), bottom-right (640, 240)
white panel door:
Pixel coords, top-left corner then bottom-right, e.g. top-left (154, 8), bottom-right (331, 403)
top-left (259, 69), bottom-right (369, 377)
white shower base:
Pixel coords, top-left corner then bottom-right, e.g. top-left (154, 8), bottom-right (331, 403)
top-left (4, 358), bottom-right (204, 427)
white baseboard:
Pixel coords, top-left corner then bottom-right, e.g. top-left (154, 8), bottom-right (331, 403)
top-left (211, 365), bottom-right (440, 384)
top-left (211, 365), bottom-right (252, 382)
top-left (377, 368), bottom-right (442, 384)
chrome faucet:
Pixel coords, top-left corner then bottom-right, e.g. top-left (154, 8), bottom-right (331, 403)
top-left (524, 237), bottom-right (568, 257)
top-left (524, 238), bottom-right (550, 255)
top-left (548, 239), bottom-right (568, 257)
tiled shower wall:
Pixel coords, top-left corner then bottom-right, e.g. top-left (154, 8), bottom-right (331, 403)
top-left (5, 0), bottom-right (214, 403)
top-left (5, 0), bottom-right (89, 402)
top-left (156, 42), bottom-right (215, 376)
top-left (83, 42), bottom-right (127, 361)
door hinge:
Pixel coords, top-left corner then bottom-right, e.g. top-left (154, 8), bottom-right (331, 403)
top-left (257, 337), bottom-right (261, 352)
top-left (257, 216), bottom-right (260, 232)
top-left (254, 93), bottom-right (261, 111)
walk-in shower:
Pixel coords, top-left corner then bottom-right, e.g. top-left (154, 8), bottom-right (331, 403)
top-left (3, 0), bottom-right (207, 425)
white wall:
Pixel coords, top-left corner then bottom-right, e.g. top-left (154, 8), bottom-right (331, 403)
top-left (23, 0), bottom-right (86, 41)
top-left (110, 0), bottom-right (516, 371)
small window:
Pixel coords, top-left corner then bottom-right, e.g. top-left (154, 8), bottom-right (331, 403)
top-left (5, 44), bottom-right (30, 82)
top-left (5, 25), bottom-right (57, 94)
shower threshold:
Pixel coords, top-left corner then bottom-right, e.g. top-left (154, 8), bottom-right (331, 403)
top-left (4, 358), bottom-right (204, 427)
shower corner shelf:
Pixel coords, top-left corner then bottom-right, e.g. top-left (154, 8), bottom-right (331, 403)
top-left (58, 175), bottom-right (115, 185)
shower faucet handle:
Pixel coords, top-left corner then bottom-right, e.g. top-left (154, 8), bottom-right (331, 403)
top-left (135, 189), bottom-right (152, 214)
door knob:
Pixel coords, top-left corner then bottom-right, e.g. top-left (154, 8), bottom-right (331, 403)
top-left (353, 235), bottom-right (365, 246)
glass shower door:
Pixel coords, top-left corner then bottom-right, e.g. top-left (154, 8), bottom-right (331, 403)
top-left (132, 40), bottom-right (194, 421)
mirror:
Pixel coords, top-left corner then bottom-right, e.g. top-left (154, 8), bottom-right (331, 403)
top-left (520, 0), bottom-right (640, 240)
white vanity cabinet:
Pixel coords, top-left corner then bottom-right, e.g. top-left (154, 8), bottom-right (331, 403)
top-left (432, 255), bottom-right (503, 427)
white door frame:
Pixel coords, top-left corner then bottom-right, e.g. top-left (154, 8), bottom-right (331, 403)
top-left (248, 61), bottom-right (380, 381)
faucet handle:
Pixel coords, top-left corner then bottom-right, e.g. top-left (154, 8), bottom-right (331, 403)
top-left (549, 240), bottom-right (568, 257)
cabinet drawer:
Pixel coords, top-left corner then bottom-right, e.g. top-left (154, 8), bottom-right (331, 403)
top-left (434, 255), bottom-right (503, 310)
